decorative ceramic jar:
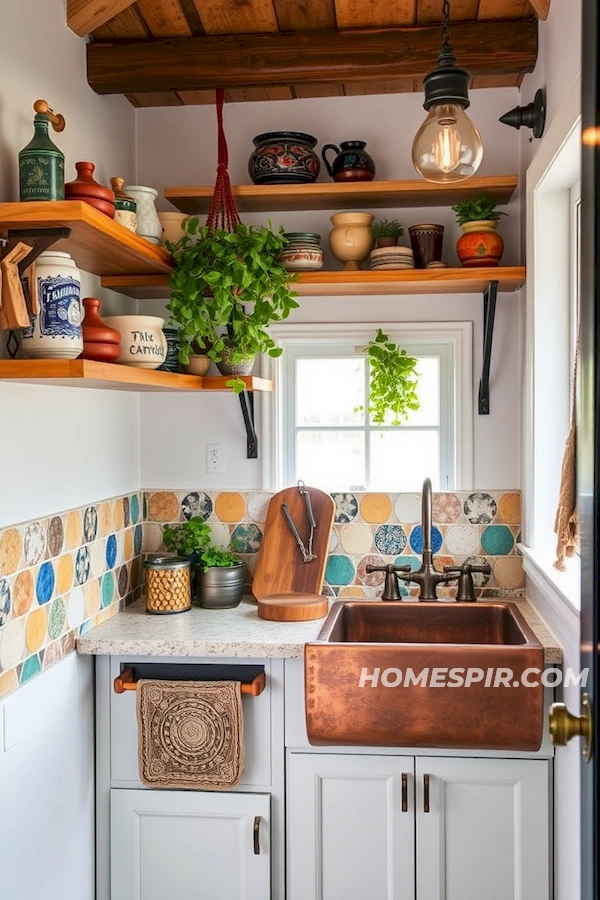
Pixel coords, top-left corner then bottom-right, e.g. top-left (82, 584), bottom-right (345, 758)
top-left (456, 220), bottom-right (505, 267)
top-left (280, 232), bottom-right (324, 271)
top-left (103, 315), bottom-right (167, 368)
top-left (321, 140), bottom-right (376, 182)
top-left (79, 297), bottom-right (121, 362)
top-left (185, 354), bottom-right (211, 376)
top-left (157, 212), bottom-right (189, 248)
top-left (22, 251), bottom-right (82, 359)
top-left (19, 111), bottom-right (64, 201)
top-left (408, 224), bottom-right (445, 269)
top-left (328, 212), bottom-right (374, 270)
top-left (159, 327), bottom-right (182, 373)
top-left (124, 185), bottom-right (162, 244)
top-left (248, 132), bottom-right (320, 184)
top-left (110, 177), bottom-right (137, 232)
top-left (65, 162), bottom-right (115, 217)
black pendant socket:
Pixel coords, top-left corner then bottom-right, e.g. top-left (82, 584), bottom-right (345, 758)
top-left (499, 88), bottom-right (546, 139)
top-left (423, 65), bottom-right (471, 111)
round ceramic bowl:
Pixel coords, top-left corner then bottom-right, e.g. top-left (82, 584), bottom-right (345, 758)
top-left (185, 354), bottom-right (211, 376)
top-left (279, 247), bottom-right (324, 271)
top-left (103, 315), bottom-right (167, 368)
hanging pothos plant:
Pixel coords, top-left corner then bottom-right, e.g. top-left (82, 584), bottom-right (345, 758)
top-left (166, 219), bottom-right (299, 391)
top-left (357, 329), bottom-right (421, 425)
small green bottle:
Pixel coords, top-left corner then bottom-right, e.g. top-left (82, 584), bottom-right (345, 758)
top-left (19, 101), bottom-right (65, 202)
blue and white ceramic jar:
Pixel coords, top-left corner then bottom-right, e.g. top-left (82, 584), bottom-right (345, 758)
top-left (22, 251), bottom-right (83, 359)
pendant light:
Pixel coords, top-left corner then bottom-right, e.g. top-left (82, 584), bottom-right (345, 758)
top-left (412, 0), bottom-right (483, 183)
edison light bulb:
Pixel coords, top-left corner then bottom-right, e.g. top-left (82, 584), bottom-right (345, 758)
top-left (412, 103), bottom-right (483, 183)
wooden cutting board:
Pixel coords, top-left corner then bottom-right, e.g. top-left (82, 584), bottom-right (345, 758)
top-left (252, 486), bottom-right (335, 600)
top-left (257, 593), bottom-right (329, 622)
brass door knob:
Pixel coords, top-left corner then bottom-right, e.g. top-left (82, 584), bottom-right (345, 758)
top-left (548, 692), bottom-right (593, 762)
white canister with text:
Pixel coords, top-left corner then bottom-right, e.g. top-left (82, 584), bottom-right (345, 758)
top-left (22, 251), bottom-right (83, 359)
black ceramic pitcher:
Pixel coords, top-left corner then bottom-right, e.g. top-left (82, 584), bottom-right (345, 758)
top-left (321, 140), bottom-right (376, 182)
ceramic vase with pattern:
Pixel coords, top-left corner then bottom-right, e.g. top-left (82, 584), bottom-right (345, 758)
top-left (124, 185), bottom-right (162, 244)
top-left (456, 221), bottom-right (504, 267)
top-left (248, 132), bottom-right (320, 185)
top-left (22, 251), bottom-right (83, 359)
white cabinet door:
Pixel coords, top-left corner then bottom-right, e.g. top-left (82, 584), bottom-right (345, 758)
top-left (415, 757), bottom-right (550, 900)
top-left (287, 753), bottom-right (415, 900)
top-left (110, 789), bottom-right (270, 900)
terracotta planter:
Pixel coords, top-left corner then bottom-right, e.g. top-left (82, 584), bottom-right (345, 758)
top-left (185, 354), bottom-right (211, 376)
top-left (456, 220), bottom-right (504, 267)
top-left (329, 212), bottom-right (374, 270)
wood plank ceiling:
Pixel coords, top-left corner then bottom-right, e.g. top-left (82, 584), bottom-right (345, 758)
top-left (71, 0), bottom-right (548, 107)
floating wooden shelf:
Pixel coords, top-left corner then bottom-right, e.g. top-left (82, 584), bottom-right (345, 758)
top-left (0, 359), bottom-right (273, 393)
top-left (0, 201), bottom-right (174, 278)
top-left (164, 176), bottom-right (518, 215)
top-left (101, 266), bottom-right (526, 298)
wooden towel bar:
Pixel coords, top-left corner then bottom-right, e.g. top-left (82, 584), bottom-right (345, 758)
top-left (114, 667), bottom-right (266, 697)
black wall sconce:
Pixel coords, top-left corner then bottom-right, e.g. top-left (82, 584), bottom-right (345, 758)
top-left (499, 89), bottom-right (546, 139)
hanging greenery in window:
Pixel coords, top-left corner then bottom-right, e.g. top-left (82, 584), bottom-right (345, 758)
top-left (357, 329), bottom-right (421, 425)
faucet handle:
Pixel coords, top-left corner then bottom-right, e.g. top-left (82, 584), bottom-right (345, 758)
top-left (443, 562), bottom-right (491, 602)
top-left (366, 563), bottom-right (412, 601)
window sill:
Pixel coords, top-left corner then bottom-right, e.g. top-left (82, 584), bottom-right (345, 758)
top-left (518, 543), bottom-right (580, 616)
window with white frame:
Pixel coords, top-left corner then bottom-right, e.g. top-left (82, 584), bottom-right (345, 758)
top-left (264, 323), bottom-right (473, 493)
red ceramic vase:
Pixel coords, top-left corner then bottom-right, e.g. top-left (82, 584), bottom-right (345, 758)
top-left (65, 161), bottom-right (115, 218)
top-left (456, 221), bottom-right (504, 268)
top-left (79, 297), bottom-right (121, 362)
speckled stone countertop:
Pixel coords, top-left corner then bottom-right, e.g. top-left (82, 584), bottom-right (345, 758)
top-left (77, 596), bottom-right (562, 663)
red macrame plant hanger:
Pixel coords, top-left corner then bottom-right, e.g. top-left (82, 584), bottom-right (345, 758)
top-left (205, 88), bottom-right (241, 233)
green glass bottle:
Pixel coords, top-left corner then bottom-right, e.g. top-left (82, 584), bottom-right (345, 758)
top-left (19, 113), bottom-right (64, 201)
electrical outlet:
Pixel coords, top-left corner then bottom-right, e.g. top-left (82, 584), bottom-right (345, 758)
top-left (206, 443), bottom-right (225, 474)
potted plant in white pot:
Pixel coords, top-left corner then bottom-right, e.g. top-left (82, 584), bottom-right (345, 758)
top-left (163, 516), bottom-right (244, 609)
top-left (452, 194), bottom-right (508, 268)
top-left (166, 219), bottom-right (299, 391)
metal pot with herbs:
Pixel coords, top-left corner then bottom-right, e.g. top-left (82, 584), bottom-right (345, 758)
top-left (163, 516), bottom-right (244, 608)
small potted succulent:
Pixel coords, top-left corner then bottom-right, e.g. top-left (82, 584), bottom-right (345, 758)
top-left (163, 516), bottom-right (244, 609)
top-left (370, 218), bottom-right (405, 248)
top-left (452, 194), bottom-right (508, 267)
top-left (356, 328), bottom-right (421, 425)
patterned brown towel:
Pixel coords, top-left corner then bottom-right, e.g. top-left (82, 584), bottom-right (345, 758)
top-left (137, 679), bottom-right (245, 790)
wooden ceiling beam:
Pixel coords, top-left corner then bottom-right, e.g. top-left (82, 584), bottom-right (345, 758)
top-left (86, 19), bottom-right (537, 95)
top-left (527, 0), bottom-right (550, 19)
top-left (67, 0), bottom-right (137, 36)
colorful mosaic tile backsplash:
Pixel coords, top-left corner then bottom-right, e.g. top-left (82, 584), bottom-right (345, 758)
top-left (0, 493), bottom-right (143, 699)
top-left (143, 488), bottom-right (524, 600)
top-left (0, 486), bottom-right (523, 699)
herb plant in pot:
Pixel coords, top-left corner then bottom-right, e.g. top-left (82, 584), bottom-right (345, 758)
top-left (370, 218), bottom-right (404, 248)
top-left (452, 194), bottom-right (507, 267)
top-left (356, 329), bottom-right (420, 425)
top-left (163, 516), bottom-right (244, 609)
top-left (166, 219), bottom-right (299, 391)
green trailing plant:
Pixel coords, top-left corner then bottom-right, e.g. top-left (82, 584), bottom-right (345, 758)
top-left (163, 516), bottom-right (240, 572)
top-left (452, 194), bottom-right (508, 226)
top-left (370, 218), bottom-right (405, 240)
top-left (357, 329), bottom-right (420, 426)
top-left (166, 220), bottom-right (299, 391)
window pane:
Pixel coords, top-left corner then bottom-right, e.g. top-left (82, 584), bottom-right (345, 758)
top-left (371, 357), bottom-right (440, 427)
top-left (296, 358), bottom-right (365, 426)
top-left (297, 431), bottom-right (365, 491)
top-left (370, 431), bottom-right (440, 491)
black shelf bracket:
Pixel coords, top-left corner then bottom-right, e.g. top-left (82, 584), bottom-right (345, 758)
top-left (478, 280), bottom-right (499, 416)
top-left (239, 390), bottom-right (258, 458)
top-left (0, 226), bottom-right (72, 276)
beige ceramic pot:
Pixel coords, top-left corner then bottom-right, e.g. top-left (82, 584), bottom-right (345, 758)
top-left (103, 315), bottom-right (167, 368)
top-left (157, 212), bottom-right (189, 248)
top-left (328, 212), bottom-right (374, 270)
top-left (185, 354), bottom-right (211, 376)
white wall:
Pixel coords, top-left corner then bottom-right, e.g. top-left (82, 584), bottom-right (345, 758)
top-left (0, 3), bottom-right (137, 897)
top-left (136, 88), bottom-right (522, 490)
top-left (0, 654), bottom-right (95, 900)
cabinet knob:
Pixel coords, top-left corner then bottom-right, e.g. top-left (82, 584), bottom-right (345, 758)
top-left (549, 692), bottom-right (593, 762)
top-left (253, 815), bottom-right (261, 855)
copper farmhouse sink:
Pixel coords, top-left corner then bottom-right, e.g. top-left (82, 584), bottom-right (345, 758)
top-left (305, 601), bottom-right (545, 751)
